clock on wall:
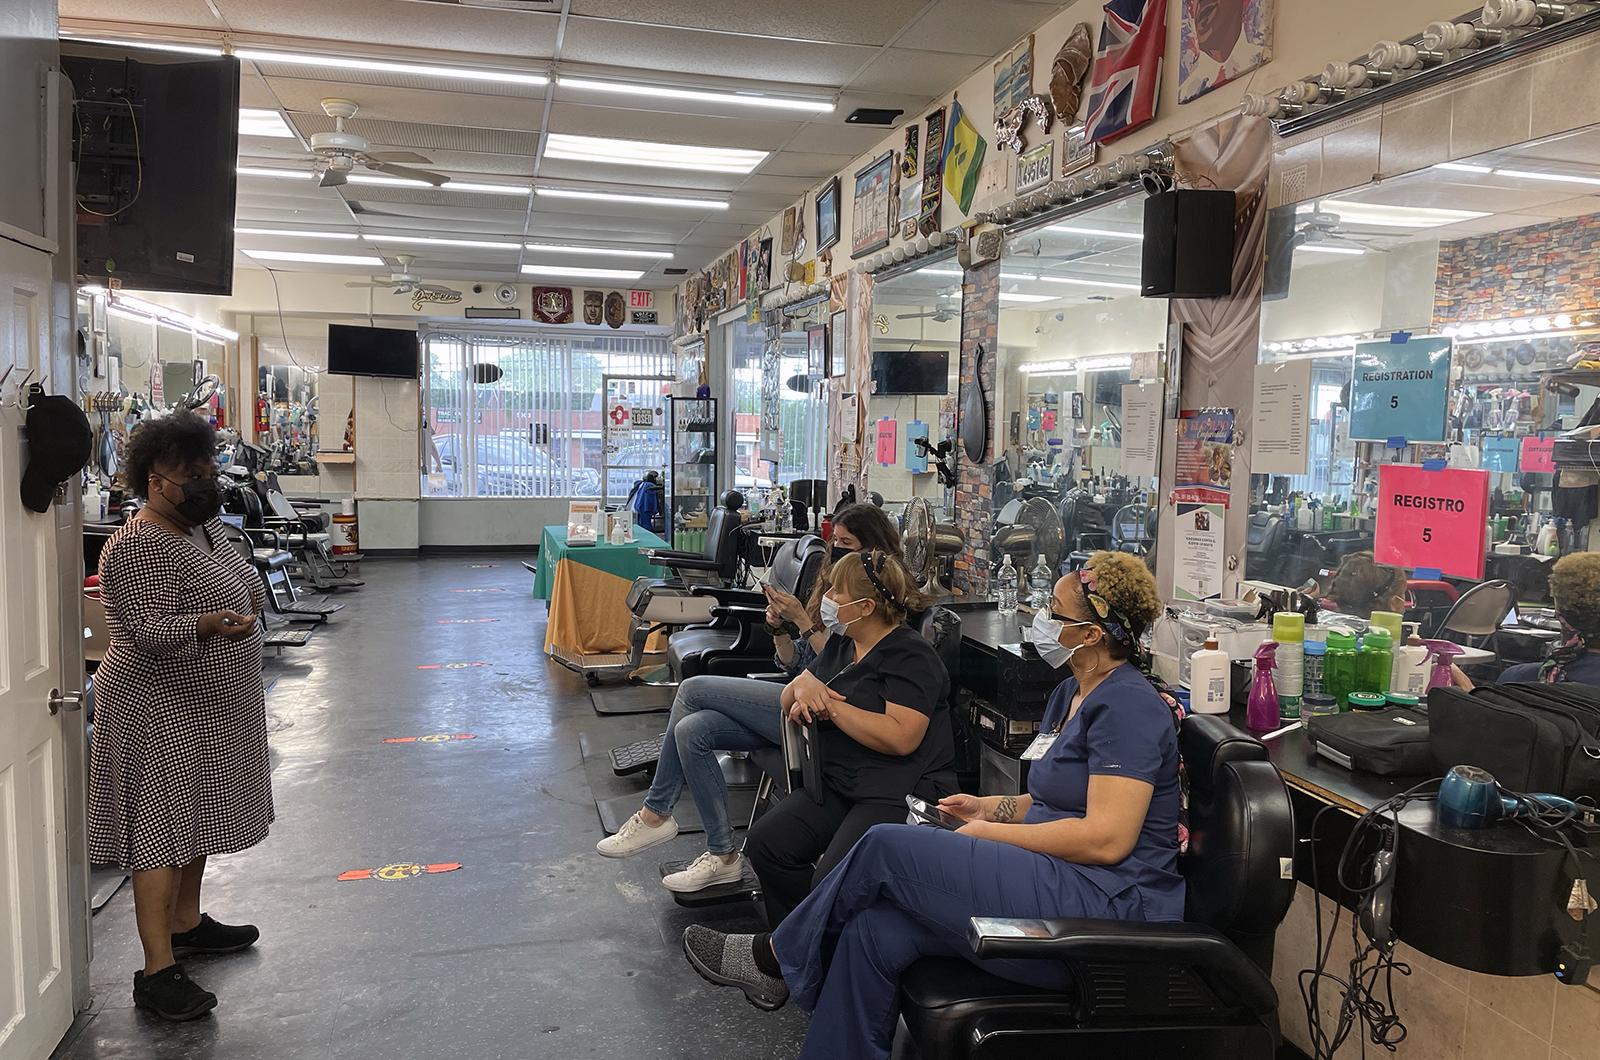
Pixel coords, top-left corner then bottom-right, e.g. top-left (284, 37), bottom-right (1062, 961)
top-left (494, 283), bottom-right (517, 305)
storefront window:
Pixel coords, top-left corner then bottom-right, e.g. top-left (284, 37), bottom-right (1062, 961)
top-left (1250, 124), bottom-right (1600, 654)
top-left (724, 315), bottom-right (764, 492)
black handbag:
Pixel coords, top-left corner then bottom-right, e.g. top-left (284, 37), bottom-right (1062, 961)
top-left (1427, 683), bottom-right (1600, 798)
top-left (1306, 707), bottom-right (1434, 776)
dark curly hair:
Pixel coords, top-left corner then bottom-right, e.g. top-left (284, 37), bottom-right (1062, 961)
top-left (124, 412), bottom-right (217, 499)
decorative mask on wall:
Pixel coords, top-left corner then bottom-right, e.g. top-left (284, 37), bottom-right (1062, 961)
top-left (1050, 22), bottom-right (1095, 123)
top-left (604, 290), bottom-right (626, 329)
top-left (583, 290), bottom-right (603, 326)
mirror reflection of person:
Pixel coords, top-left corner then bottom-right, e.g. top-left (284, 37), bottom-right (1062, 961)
top-left (1456, 553), bottom-right (1600, 688)
top-left (1189, 0), bottom-right (1246, 63)
top-left (1326, 551), bottom-right (1409, 619)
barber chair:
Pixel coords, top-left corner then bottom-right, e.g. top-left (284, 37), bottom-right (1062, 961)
top-left (1109, 503), bottom-right (1153, 555)
top-left (223, 469), bottom-right (361, 591)
top-left (624, 492), bottom-right (749, 682)
top-left (1403, 579), bottom-right (1460, 639)
top-left (662, 605), bottom-right (965, 910)
top-left (1245, 511), bottom-right (1288, 586)
top-left (218, 525), bottom-right (314, 654)
top-left (894, 714), bottom-right (1295, 1059)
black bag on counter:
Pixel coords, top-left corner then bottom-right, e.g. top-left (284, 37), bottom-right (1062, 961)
top-left (1426, 683), bottom-right (1600, 798)
top-left (1305, 707), bottom-right (1434, 776)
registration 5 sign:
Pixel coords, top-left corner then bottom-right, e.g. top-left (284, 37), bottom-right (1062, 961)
top-left (1349, 336), bottom-right (1452, 443)
top-left (1374, 463), bottom-right (1489, 580)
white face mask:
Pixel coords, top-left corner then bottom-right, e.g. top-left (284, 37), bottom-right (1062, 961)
top-left (1031, 608), bottom-right (1093, 669)
top-left (820, 596), bottom-right (869, 635)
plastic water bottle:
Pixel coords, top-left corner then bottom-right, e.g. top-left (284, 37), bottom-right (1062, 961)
top-left (1028, 555), bottom-right (1052, 610)
top-left (997, 554), bottom-right (1018, 615)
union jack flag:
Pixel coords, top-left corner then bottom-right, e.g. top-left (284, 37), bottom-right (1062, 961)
top-left (1084, 0), bottom-right (1168, 145)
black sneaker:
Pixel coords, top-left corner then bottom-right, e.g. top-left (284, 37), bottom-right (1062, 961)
top-left (133, 964), bottom-right (217, 1021)
top-left (682, 925), bottom-right (790, 1011)
top-left (172, 913), bottom-right (260, 957)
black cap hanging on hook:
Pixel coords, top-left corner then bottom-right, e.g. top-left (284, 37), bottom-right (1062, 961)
top-left (21, 385), bottom-right (93, 514)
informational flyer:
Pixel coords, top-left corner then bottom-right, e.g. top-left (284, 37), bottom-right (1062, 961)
top-left (1171, 409), bottom-right (1235, 508)
top-left (1374, 464), bottom-right (1488, 580)
top-left (876, 417), bottom-right (898, 465)
top-left (1349, 336), bottom-right (1451, 442)
top-left (1521, 433), bottom-right (1556, 473)
top-left (1121, 382), bottom-right (1163, 479)
top-left (1173, 503), bottom-right (1226, 601)
top-left (1251, 360), bottom-right (1312, 475)
top-left (567, 500), bottom-right (601, 546)
top-left (905, 420), bottom-right (929, 473)
top-left (1483, 436), bottom-right (1520, 474)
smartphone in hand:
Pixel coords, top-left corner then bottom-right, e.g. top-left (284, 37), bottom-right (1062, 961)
top-left (904, 795), bottom-right (965, 830)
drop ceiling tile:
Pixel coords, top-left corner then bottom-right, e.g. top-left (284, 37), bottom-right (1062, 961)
top-left (779, 122), bottom-right (899, 158)
top-left (567, 1), bottom-right (928, 46)
top-left (544, 102), bottom-right (800, 152)
top-left (758, 149), bottom-right (858, 178)
top-left (264, 78), bottom-right (543, 132)
top-left (216, 0), bottom-right (561, 59)
top-left (60, 0), bottom-right (223, 25)
top-left (1518, 195), bottom-right (1600, 219)
top-left (559, 19), bottom-right (877, 85)
top-left (737, 174), bottom-right (822, 198)
top-left (846, 47), bottom-right (987, 98)
top-left (898, 0), bottom-right (1053, 57)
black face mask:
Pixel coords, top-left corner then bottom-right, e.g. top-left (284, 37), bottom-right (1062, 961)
top-left (168, 478), bottom-right (223, 524)
top-left (831, 545), bottom-right (853, 564)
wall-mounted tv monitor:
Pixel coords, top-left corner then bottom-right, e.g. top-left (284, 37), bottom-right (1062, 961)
top-left (62, 43), bottom-right (240, 296)
top-left (871, 349), bottom-right (949, 395)
top-left (327, 323), bottom-right (420, 379)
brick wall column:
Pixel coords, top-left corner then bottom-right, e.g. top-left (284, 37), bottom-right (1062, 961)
top-left (952, 259), bottom-right (999, 597)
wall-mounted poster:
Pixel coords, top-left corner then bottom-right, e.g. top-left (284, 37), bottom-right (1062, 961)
top-left (816, 176), bottom-right (841, 254)
top-left (918, 107), bottom-right (946, 236)
top-left (780, 206), bottom-right (798, 255)
top-left (992, 35), bottom-right (1034, 117)
top-left (829, 308), bottom-right (848, 378)
top-left (1061, 123), bottom-right (1096, 176)
top-left (1016, 140), bottom-right (1053, 194)
top-left (756, 237), bottom-right (773, 293)
top-left (898, 124), bottom-right (922, 239)
top-left (852, 151), bottom-right (895, 258)
top-left (1179, 0), bottom-right (1276, 103)
top-left (1084, 0), bottom-right (1169, 145)
top-left (806, 324), bottom-right (828, 377)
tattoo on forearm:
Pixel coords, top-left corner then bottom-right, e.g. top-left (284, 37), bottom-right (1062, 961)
top-left (993, 796), bottom-right (1019, 823)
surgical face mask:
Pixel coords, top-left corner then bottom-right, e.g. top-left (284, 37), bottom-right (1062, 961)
top-left (1031, 608), bottom-right (1093, 669)
top-left (159, 474), bottom-right (223, 524)
top-left (820, 595), bottom-right (869, 635)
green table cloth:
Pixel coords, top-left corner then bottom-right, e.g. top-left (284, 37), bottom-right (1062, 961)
top-left (531, 523), bottom-right (668, 600)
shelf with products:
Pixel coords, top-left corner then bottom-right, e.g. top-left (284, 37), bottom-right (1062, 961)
top-left (668, 396), bottom-right (719, 552)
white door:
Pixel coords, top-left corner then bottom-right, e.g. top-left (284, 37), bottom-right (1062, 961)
top-left (0, 234), bottom-right (71, 1059)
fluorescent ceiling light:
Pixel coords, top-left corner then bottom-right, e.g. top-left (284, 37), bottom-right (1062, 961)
top-left (916, 267), bottom-right (963, 277)
top-left (1048, 225), bottom-right (1145, 241)
top-left (1019, 356), bottom-right (1133, 373)
top-left (544, 133), bottom-right (767, 174)
top-left (1000, 293), bottom-right (1056, 303)
top-left (234, 48), bottom-right (547, 87)
top-left (1494, 167), bottom-right (1600, 187)
top-left (1309, 200), bottom-right (1488, 229)
top-left (237, 166), bottom-right (314, 182)
top-left (61, 33), bottom-right (223, 56)
top-left (365, 234), bottom-right (522, 250)
top-left (535, 186), bottom-right (728, 210)
top-left (1300, 244), bottom-right (1366, 255)
top-left (521, 264), bottom-right (645, 281)
top-left (235, 227), bottom-right (359, 240)
top-left (1000, 272), bottom-right (1039, 282)
top-left (1432, 162), bottom-right (1493, 174)
top-left (557, 76), bottom-right (833, 114)
top-left (243, 249), bottom-right (386, 266)
top-left (239, 108), bottom-right (295, 139)
top-left (110, 294), bottom-right (238, 341)
top-left (235, 166), bottom-right (528, 196)
top-left (525, 242), bottom-right (673, 260)
top-left (1035, 275), bottom-right (1141, 291)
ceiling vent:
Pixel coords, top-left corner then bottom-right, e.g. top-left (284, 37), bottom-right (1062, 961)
top-left (399, 0), bottom-right (558, 10)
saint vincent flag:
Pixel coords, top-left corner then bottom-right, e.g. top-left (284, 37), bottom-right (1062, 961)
top-left (942, 99), bottom-right (986, 215)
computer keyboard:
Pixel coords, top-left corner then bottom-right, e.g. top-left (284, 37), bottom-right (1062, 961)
top-left (611, 734), bottom-right (666, 776)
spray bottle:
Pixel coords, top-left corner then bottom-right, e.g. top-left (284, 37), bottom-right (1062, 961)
top-left (1248, 642), bottom-right (1282, 733)
top-left (1423, 640), bottom-right (1467, 692)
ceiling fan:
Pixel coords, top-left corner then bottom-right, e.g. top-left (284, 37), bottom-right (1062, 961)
top-left (898, 306), bottom-right (957, 323)
top-left (345, 254), bottom-right (463, 297)
top-left (1295, 208), bottom-right (1373, 253)
top-left (310, 98), bottom-right (450, 188)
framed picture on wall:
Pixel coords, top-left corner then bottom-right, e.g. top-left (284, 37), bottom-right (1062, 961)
top-left (829, 308), bottom-right (848, 378)
top-left (1061, 124), bottom-right (1096, 176)
top-left (816, 177), bottom-right (841, 253)
top-left (806, 323), bottom-right (828, 377)
top-left (851, 151), bottom-right (895, 258)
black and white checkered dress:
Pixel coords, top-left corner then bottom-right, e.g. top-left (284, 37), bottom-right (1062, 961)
top-left (89, 517), bottom-right (274, 871)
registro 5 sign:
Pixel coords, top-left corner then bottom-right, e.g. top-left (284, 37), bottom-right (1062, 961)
top-left (1374, 464), bottom-right (1489, 580)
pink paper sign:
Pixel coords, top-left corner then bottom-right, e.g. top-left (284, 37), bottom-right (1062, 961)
top-left (1375, 463), bottom-right (1488, 580)
top-left (876, 418), bottom-right (898, 465)
top-left (1520, 434), bottom-right (1555, 473)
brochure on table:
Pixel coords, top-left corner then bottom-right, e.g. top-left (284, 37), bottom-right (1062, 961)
top-left (567, 500), bottom-right (601, 546)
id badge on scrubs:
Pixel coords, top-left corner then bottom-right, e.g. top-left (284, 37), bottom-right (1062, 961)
top-left (1022, 730), bottom-right (1059, 761)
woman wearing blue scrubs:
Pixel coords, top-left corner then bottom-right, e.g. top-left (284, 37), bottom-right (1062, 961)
top-left (682, 551), bottom-right (1183, 1060)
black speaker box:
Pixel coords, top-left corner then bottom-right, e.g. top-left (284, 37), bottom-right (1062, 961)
top-left (1141, 189), bottom-right (1237, 298)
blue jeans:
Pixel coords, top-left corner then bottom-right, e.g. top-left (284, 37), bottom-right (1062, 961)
top-left (642, 676), bottom-right (784, 855)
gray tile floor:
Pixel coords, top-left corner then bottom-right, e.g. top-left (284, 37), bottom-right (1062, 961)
top-left (52, 554), bottom-right (810, 1059)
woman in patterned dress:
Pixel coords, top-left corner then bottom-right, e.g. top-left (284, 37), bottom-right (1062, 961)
top-left (89, 413), bottom-right (273, 1022)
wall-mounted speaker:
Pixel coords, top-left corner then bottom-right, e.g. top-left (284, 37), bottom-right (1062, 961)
top-left (1141, 189), bottom-right (1237, 298)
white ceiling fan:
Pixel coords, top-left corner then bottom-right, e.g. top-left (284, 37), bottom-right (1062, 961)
top-left (345, 254), bottom-right (463, 297)
top-left (310, 98), bottom-right (450, 188)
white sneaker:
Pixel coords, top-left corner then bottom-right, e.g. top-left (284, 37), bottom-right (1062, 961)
top-left (662, 851), bottom-right (747, 893)
top-left (596, 811), bottom-right (679, 858)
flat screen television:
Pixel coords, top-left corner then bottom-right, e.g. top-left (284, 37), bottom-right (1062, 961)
top-left (62, 43), bottom-right (240, 296)
top-left (327, 323), bottom-right (420, 379)
top-left (871, 349), bottom-right (949, 395)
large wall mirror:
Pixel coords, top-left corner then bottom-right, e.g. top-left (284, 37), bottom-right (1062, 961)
top-left (993, 191), bottom-right (1165, 585)
top-left (1252, 123), bottom-right (1600, 668)
top-left (868, 258), bottom-right (962, 514)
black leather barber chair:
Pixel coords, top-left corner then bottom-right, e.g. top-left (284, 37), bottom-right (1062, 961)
top-left (1245, 510), bottom-right (1289, 586)
top-left (894, 714), bottom-right (1295, 1059)
top-left (1109, 502), bottom-right (1153, 555)
top-left (667, 533), bottom-right (828, 681)
top-left (624, 492), bottom-right (749, 678)
top-left (645, 490), bottom-right (747, 585)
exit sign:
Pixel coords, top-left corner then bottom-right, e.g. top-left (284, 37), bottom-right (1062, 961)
top-left (629, 290), bottom-right (654, 310)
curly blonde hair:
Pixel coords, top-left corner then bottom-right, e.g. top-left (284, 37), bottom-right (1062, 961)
top-left (1550, 552), bottom-right (1600, 641)
top-left (1084, 551), bottom-right (1162, 631)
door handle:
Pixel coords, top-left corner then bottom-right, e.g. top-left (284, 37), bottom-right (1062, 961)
top-left (49, 689), bottom-right (83, 715)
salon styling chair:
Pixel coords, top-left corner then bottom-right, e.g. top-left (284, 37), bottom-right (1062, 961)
top-left (893, 715), bottom-right (1295, 1059)
top-left (623, 492), bottom-right (749, 679)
